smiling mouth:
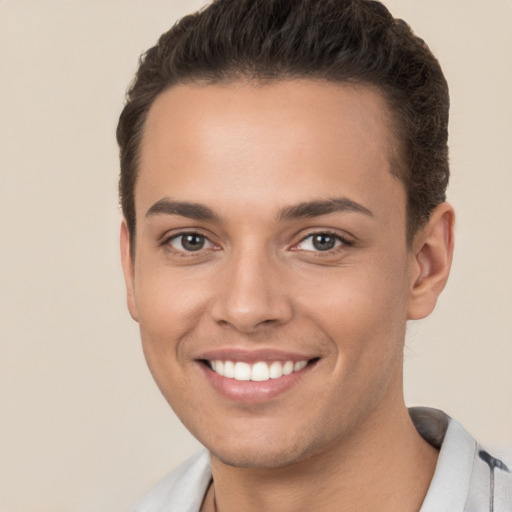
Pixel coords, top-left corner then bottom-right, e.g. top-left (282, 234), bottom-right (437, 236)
top-left (202, 358), bottom-right (319, 382)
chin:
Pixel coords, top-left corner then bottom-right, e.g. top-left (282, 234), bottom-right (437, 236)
top-left (205, 428), bottom-right (329, 470)
top-left (211, 445), bottom-right (307, 469)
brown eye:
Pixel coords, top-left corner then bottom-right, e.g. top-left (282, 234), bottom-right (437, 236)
top-left (169, 233), bottom-right (210, 252)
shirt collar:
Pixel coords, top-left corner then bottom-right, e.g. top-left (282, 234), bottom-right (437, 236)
top-left (411, 407), bottom-right (476, 512)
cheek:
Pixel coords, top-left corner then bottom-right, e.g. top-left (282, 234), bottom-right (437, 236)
top-left (305, 261), bottom-right (409, 423)
top-left (135, 262), bottom-right (207, 333)
top-left (133, 262), bottom-right (210, 384)
top-left (299, 256), bottom-right (410, 361)
top-left (134, 274), bottom-right (206, 417)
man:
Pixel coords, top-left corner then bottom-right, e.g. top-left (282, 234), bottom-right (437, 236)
top-left (117, 0), bottom-right (511, 510)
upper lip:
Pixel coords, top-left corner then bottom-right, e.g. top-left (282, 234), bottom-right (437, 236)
top-left (196, 348), bottom-right (318, 363)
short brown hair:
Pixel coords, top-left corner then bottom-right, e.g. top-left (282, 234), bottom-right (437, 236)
top-left (117, 0), bottom-right (449, 244)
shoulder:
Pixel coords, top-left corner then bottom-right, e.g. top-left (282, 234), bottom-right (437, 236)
top-left (410, 407), bottom-right (512, 512)
top-left (132, 450), bottom-right (212, 512)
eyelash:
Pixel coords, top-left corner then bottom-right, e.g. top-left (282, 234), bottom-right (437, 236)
top-left (294, 231), bottom-right (353, 255)
top-left (161, 231), bottom-right (217, 256)
top-left (161, 230), bottom-right (352, 256)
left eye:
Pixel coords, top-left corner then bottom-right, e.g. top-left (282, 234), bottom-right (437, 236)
top-left (297, 233), bottom-right (343, 252)
top-left (168, 233), bottom-right (214, 252)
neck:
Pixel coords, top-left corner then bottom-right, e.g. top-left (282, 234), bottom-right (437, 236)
top-left (203, 389), bottom-right (438, 512)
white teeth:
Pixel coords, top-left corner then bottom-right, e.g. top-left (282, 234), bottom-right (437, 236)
top-left (282, 361), bottom-right (294, 375)
top-left (294, 360), bottom-right (307, 371)
top-left (209, 359), bottom-right (310, 381)
top-left (269, 361), bottom-right (284, 379)
top-left (251, 362), bottom-right (270, 381)
top-left (224, 360), bottom-right (235, 378)
top-left (234, 362), bottom-right (251, 381)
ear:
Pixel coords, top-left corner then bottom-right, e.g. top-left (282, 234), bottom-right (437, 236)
top-left (407, 203), bottom-right (455, 320)
top-left (120, 220), bottom-right (139, 322)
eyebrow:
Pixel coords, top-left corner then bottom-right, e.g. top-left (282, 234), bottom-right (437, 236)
top-left (145, 196), bottom-right (373, 223)
top-left (145, 198), bottom-right (219, 221)
top-left (279, 198), bottom-right (373, 221)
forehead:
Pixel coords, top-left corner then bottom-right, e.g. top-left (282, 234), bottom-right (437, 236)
top-left (137, 80), bottom-right (404, 223)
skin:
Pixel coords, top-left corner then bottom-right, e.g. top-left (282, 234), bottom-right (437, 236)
top-left (121, 80), bottom-right (454, 511)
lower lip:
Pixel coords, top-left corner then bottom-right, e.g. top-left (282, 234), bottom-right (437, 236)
top-left (198, 362), bottom-right (316, 404)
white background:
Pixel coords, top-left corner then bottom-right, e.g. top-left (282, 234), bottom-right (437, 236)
top-left (1, 1), bottom-right (511, 510)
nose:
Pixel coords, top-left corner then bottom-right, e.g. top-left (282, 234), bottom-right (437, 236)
top-left (210, 248), bottom-right (294, 333)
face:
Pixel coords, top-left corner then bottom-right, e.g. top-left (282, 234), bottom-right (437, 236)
top-left (122, 80), bottom-right (421, 468)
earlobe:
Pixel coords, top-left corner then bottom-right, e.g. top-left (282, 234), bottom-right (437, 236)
top-left (120, 220), bottom-right (139, 322)
top-left (407, 203), bottom-right (455, 320)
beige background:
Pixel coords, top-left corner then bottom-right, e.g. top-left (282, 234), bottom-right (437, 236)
top-left (1, 1), bottom-right (511, 510)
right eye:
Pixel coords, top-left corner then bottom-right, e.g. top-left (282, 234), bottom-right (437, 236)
top-left (167, 233), bottom-right (215, 252)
